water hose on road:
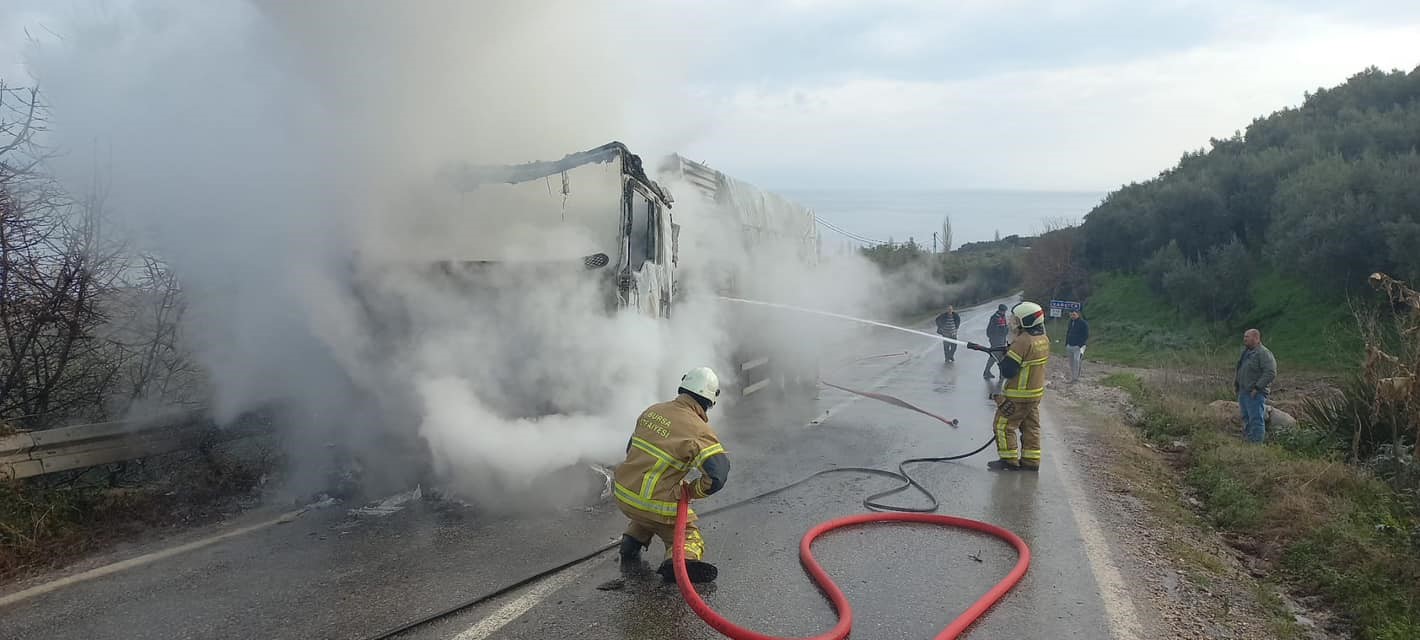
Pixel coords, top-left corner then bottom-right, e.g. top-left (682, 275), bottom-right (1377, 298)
top-left (672, 379), bottom-right (1028, 640)
top-left (673, 484), bottom-right (1030, 640)
top-left (359, 380), bottom-right (1014, 640)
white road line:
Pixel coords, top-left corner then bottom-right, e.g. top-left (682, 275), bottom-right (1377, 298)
top-left (0, 509), bottom-right (306, 609)
top-left (450, 560), bottom-right (599, 640)
top-left (1042, 403), bottom-right (1146, 640)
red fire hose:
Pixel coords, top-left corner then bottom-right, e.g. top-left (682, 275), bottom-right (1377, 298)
top-left (672, 485), bottom-right (1032, 640)
top-left (355, 376), bottom-right (1027, 640)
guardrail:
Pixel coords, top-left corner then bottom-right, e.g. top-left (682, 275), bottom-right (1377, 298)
top-left (0, 409), bottom-right (271, 481)
top-left (0, 317), bottom-right (897, 479)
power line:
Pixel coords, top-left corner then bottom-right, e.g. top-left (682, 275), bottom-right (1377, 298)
top-left (814, 216), bottom-right (884, 246)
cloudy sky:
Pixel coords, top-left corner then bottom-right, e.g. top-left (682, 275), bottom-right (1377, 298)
top-left (673, 0), bottom-right (1420, 191)
top-left (3, 0), bottom-right (1419, 195)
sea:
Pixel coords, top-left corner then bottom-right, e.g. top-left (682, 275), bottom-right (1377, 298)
top-left (779, 189), bottom-right (1107, 251)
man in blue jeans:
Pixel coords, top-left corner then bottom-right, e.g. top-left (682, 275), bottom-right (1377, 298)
top-left (1234, 328), bottom-right (1278, 443)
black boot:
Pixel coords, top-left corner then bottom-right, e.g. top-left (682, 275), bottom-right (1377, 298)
top-left (619, 534), bottom-right (646, 564)
top-left (986, 459), bottom-right (1020, 472)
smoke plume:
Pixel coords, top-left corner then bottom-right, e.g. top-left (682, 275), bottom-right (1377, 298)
top-left (17, 0), bottom-right (912, 508)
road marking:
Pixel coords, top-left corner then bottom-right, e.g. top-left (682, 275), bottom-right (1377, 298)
top-left (0, 508), bottom-right (306, 609)
top-left (450, 560), bottom-right (599, 640)
top-left (1042, 404), bottom-right (1146, 640)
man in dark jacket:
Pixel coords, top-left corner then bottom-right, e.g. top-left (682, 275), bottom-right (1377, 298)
top-left (984, 304), bottom-right (1010, 379)
top-left (1066, 310), bottom-right (1089, 383)
top-left (935, 305), bottom-right (962, 363)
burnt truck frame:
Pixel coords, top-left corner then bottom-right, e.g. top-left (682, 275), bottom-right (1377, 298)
top-left (656, 153), bottom-right (823, 398)
top-left (355, 141), bottom-right (820, 404)
top-left (437, 140), bottom-right (678, 320)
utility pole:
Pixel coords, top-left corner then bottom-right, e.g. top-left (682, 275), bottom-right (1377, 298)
top-left (933, 232), bottom-right (938, 253)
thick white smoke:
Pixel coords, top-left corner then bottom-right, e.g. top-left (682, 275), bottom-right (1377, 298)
top-left (16, 1), bottom-right (911, 507)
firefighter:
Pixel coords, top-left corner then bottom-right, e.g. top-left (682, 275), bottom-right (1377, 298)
top-left (987, 301), bottom-right (1051, 472)
top-left (614, 367), bottom-right (729, 583)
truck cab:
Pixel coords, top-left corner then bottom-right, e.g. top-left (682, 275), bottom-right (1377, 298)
top-left (435, 141), bottom-right (677, 320)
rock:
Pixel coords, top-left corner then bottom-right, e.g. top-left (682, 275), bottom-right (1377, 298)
top-left (1209, 400), bottom-right (1241, 422)
top-left (1207, 399), bottom-right (1298, 427)
top-left (1267, 406), bottom-right (1298, 429)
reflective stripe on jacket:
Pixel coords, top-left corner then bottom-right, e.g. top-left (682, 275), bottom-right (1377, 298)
top-left (1003, 333), bottom-right (1051, 400)
top-left (613, 394), bottom-right (727, 524)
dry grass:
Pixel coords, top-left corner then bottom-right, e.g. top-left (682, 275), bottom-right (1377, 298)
top-left (1109, 369), bottom-right (1420, 639)
top-left (0, 445), bottom-right (273, 584)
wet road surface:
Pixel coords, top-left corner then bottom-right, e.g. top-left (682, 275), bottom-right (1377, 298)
top-left (0, 298), bottom-right (1132, 640)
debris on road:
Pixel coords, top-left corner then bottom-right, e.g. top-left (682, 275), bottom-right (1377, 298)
top-left (348, 486), bottom-right (422, 517)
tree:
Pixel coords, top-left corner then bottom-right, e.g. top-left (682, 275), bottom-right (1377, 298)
top-left (1, 83), bottom-right (121, 425)
top-left (0, 82), bottom-right (194, 427)
top-left (941, 216), bottom-right (953, 253)
top-left (1142, 241), bottom-right (1185, 295)
top-left (1075, 64), bottom-right (1420, 310)
top-left (1023, 223), bottom-right (1089, 304)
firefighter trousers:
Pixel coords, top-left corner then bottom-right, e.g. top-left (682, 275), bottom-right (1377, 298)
top-left (623, 512), bottom-right (706, 561)
top-left (993, 397), bottom-right (1042, 469)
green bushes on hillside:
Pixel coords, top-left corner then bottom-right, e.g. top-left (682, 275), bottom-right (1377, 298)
top-left (1080, 66), bottom-right (1420, 299)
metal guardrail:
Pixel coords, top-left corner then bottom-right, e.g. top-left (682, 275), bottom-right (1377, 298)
top-left (0, 326), bottom-right (885, 479)
top-left (0, 409), bottom-right (269, 481)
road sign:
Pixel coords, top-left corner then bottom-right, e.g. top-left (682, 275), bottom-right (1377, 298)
top-left (1049, 300), bottom-right (1081, 318)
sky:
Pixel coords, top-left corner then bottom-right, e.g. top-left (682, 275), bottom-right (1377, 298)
top-left (2, 0), bottom-right (1419, 195)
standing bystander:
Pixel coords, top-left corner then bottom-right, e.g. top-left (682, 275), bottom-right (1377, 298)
top-left (1066, 310), bottom-right (1089, 383)
top-left (936, 305), bottom-right (962, 363)
top-left (1234, 329), bottom-right (1277, 444)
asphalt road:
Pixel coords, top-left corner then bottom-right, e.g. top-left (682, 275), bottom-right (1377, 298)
top-left (0, 298), bottom-right (1134, 640)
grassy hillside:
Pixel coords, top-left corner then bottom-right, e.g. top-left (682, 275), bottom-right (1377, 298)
top-left (1052, 270), bottom-right (1359, 373)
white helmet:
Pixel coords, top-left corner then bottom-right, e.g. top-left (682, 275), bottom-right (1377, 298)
top-left (679, 366), bottom-right (721, 407)
top-left (1012, 301), bottom-right (1045, 329)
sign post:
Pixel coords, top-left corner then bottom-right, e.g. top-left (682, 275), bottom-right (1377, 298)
top-left (1049, 299), bottom-right (1082, 319)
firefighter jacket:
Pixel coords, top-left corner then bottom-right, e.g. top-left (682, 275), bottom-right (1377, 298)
top-left (998, 330), bottom-right (1051, 401)
top-left (614, 394), bottom-right (729, 524)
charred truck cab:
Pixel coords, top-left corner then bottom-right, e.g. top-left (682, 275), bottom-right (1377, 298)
top-left (437, 141), bottom-right (678, 321)
top-left (348, 141), bottom-right (817, 427)
top-left (344, 142), bottom-right (676, 426)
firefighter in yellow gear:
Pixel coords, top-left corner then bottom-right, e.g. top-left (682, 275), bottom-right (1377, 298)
top-left (614, 366), bottom-right (729, 583)
top-left (987, 301), bottom-right (1051, 472)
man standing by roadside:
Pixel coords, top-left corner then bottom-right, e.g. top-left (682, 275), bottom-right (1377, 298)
top-left (1234, 329), bottom-right (1277, 444)
top-left (1066, 310), bottom-right (1089, 383)
top-left (983, 304), bottom-right (1010, 379)
top-left (936, 305), bottom-right (962, 363)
